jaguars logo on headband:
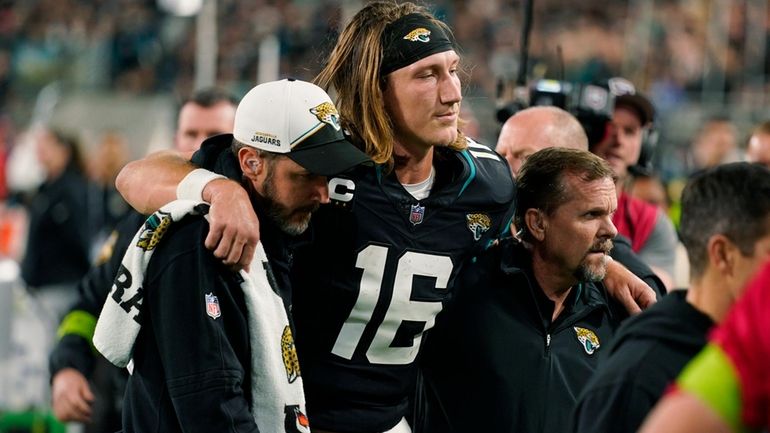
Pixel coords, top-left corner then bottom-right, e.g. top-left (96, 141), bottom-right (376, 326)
top-left (574, 327), bottom-right (601, 355)
top-left (136, 211), bottom-right (172, 251)
top-left (310, 102), bottom-right (341, 131)
top-left (403, 27), bottom-right (431, 43)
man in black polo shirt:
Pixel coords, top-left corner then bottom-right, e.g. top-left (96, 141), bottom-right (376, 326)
top-left (418, 147), bottom-right (623, 433)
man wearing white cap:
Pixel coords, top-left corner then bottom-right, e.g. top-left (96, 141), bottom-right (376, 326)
top-left (92, 79), bottom-right (370, 433)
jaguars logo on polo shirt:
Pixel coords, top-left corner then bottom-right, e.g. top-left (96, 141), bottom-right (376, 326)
top-left (403, 28), bottom-right (431, 42)
top-left (574, 326), bottom-right (601, 355)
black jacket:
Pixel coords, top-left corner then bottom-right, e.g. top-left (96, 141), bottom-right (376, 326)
top-left (121, 145), bottom-right (301, 433)
top-left (121, 214), bottom-right (258, 433)
top-left (572, 290), bottom-right (714, 433)
top-left (417, 238), bottom-right (621, 433)
top-left (21, 167), bottom-right (91, 287)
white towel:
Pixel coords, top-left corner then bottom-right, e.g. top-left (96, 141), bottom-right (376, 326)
top-left (93, 199), bottom-right (309, 433)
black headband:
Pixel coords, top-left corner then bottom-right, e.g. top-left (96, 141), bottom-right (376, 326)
top-left (380, 13), bottom-right (455, 77)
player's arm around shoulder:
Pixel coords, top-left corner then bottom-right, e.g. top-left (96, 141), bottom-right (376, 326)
top-left (115, 150), bottom-right (196, 214)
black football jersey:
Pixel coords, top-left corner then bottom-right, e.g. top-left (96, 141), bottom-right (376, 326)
top-left (291, 141), bottom-right (516, 432)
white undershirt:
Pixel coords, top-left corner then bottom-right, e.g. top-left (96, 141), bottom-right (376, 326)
top-left (402, 166), bottom-right (436, 200)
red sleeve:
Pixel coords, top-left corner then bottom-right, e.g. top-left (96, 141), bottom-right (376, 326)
top-left (711, 260), bottom-right (770, 429)
top-left (612, 193), bottom-right (658, 252)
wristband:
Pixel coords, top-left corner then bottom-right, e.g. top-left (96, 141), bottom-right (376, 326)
top-left (176, 168), bottom-right (226, 202)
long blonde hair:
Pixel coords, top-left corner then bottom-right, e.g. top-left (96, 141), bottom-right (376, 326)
top-left (314, 1), bottom-right (466, 167)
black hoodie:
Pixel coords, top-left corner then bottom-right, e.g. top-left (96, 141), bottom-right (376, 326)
top-left (572, 290), bottom-right (714, 433)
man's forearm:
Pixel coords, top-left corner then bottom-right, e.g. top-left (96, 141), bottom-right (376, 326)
top-left (115, 150), bottom-right (196, 214)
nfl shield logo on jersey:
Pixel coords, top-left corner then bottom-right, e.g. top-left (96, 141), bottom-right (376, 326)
top-left (205, 292), bottom-right (221, 319)
top-left (410, 204), bottom-right (425, 225)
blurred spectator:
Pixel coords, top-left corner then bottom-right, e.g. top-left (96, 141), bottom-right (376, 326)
top-left (628, 173), bottom-right (668, 212)
top-left (20, 127), bottom-right (91, 324)
top-left (87, 131), bottom-right (130, 243)
top-left (0, 0), bottom-right (767, 159)
top-left (628, 173), bottom-right (690, 289)
top-left (496, 106), bottom-right (587, 178)
top-left (746, 119), bottom-right (770, 168)
top-left (689, 116), bottom-right (743, 172)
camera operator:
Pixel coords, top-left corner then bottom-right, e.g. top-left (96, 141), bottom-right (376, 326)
top-left (590, 78), bottom-right (677, 289)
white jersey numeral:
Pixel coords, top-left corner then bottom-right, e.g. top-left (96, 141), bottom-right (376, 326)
top-left (331, 245), bottom-right (453, 365)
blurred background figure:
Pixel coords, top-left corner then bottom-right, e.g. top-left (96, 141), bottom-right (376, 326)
top-left (86, 131), bottom-right (130, 251)
top-left (689, 116), bottom-right (743, 173)
top-left (628, 173), bottom-right (668, 212)
top-left (496, 106), bottom-right (587, 178)
top-left (745, 120), bottom-right (770, 168)
top-left (627, 172), bottom-right (689, 288)
top-left (20, 127), bottom-right (91, 322)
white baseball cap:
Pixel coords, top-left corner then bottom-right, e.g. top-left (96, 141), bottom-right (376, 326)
top-left (230, 78), bottom-right (371, 176)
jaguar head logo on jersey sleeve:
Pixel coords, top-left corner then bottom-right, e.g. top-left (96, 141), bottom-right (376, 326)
top-left (136, 211), bottom-right (172, 251)
top-left (403, 28), bottom-right (431, 42)
top-left (466, 213), bottom-right (491, 241)
top-left (574, 326), bottom-right (600, 355)
top-left (310, 102), bottom-right (341, 131)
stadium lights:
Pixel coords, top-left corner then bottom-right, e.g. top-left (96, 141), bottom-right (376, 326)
top-left (157, 0), bottom-right (204, 17)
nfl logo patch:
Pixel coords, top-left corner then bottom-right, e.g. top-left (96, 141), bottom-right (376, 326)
top-left (410, 204), bottom-right (425, 225)
top-left (205, 292), bottom-right (221, 319)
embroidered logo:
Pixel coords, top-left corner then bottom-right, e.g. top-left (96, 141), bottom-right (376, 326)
top-left (403, 28), bottom-right (431, 42)
top-left (284, 405), bottom-right (310, 433)
top-left (205, 292), bottom-right (221, 319)
top-left (281, 325), bottom-right (301, 383)
top-left (136, 211), bottom-right (172, 251)
top-left (410, 204), bottom-right (425, 225)
top-left (250, 131), bottom-right (281, 146)
top-left (310, 102), bottom-right (341, 131)
top-left (574, 326), bottom-right (600, 355)
top-left (466, 213), bottom-right (491, 241)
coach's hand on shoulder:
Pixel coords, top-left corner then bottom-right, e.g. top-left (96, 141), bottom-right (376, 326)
top-left (203, 178), bottom-right (260, 271)
top-left (51, 368), bottom-right (94, 423)
top-left (604, 259), bottom-right (657, 315)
